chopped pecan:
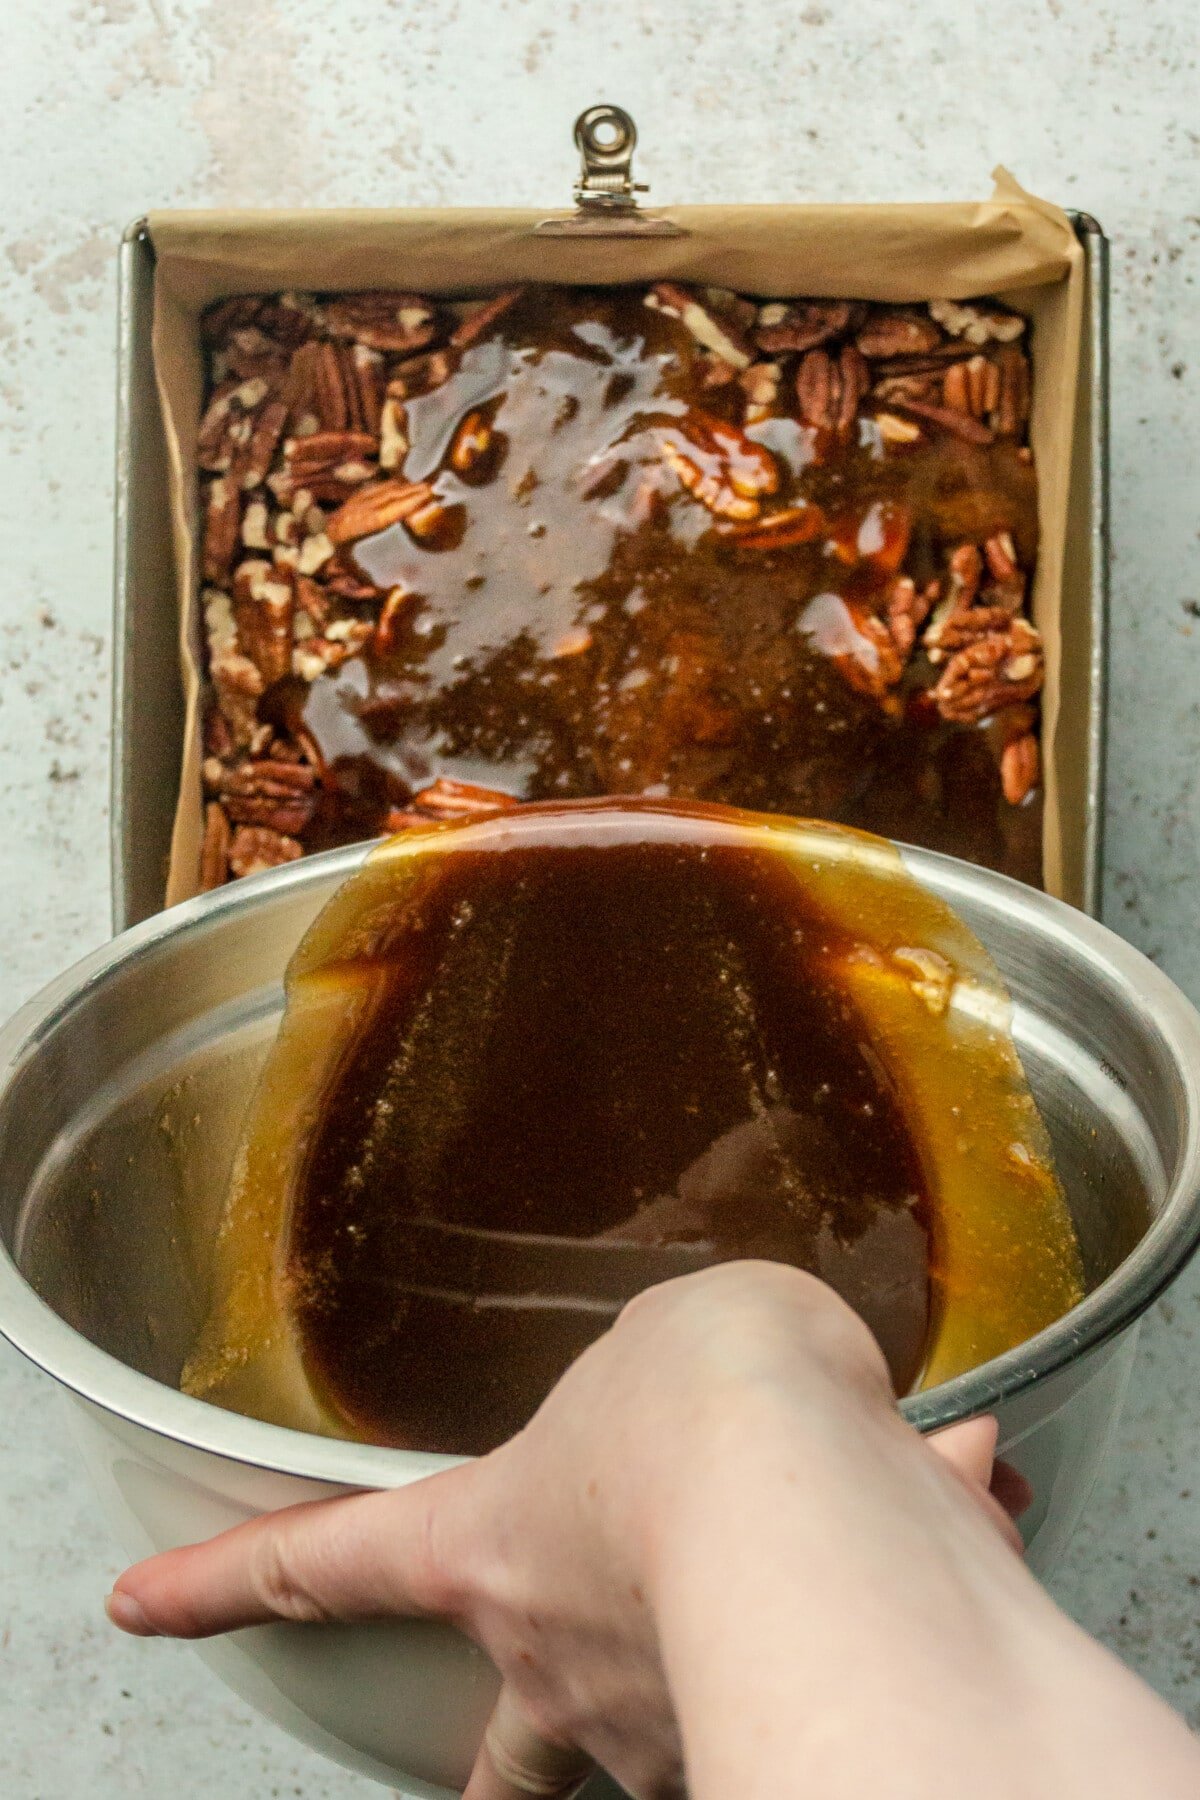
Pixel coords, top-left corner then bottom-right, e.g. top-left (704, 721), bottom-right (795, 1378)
top-left (450, 287), bottom-right (526, 349)
top-left (205, 756), bottom-right (316, 800)
top-left (549, 626), bottom-right (594, 658)
top-left (232, 559), bottom-right (295, 686)
top-left (223, 794), bottom-right (314, 834)
top-left (719, 503), bottom-right (825, 550)
top-left (933, 618), bottom-right (1044, 723)
top-left (871, 371), bottom-right (942, 407)
top-left (448, 408), bottom-right (495, 477)
top-left (221, 326), bottom-right (292, 384)
top-left (292, 619), bottom-right (374, 682)
top-left (1000, 730), bottom-right (1040, 805)
top-left (837, 607), bottom-right (907, 704)
top-left (378, 396), bottom-right (409, 472)
top-left (197, 377), bottom-right (271, 473)
top-left (411, 777), bottom-right (520, 818)
top-left (738, 360), bottom-right (782, 423)
top-left (885, 575), bottom-right (937, 659)
top-left (296, 530), bottom-right (335, 576)
top-left (387, 349), bottom-right (458, 400)
top-left (238, 397), bottom-right (289, 489)
top-left (755, 299), bottom-right (855, 354)
top-left (925, 604), bottom-right (1027, 664)
top-left (227, 825), bottom-right (303, 878)
top-left (295, 573), bottom-right (330, 628)
top-left (873, 411), bottom-right (924, 447)
top-left (992, 344), bottom-right (1031, 437)
top-left (199, 801), bottom-right (231, 890)
top-left (374, 586), bottom-right (416, 655)
top-left (855, 310), bottom-right (944, 358)
top-left (699, 352), bottom-right (740, 391)
top-left (984, 531), bottom-right (1019, 582)
top-left (201, 473), bottom-right (245, 583)
top-left (324, 291), bottom-right (439, 354)
top-left (201, 297), bottom-right (269, 345)
top-left (321, 554), bottom-right (383, 602)
top-left (928, 298), bottom-right (1025, 346)
top-left (645, 282), bottom-right (753, 370)
top-left (796, 345), bottom-right (869, 438)
top-left (272, 430), bottom-right (379, 506)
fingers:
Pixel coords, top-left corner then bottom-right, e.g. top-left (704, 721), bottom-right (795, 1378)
top-left (927, 1413), bottom-right (999, 1489)
top-left (989, 1456), bottom-right (1035, 1521)
top-left (106, 1473), bottom-right (460, 1639)
top-left (926, 1414), bottom-right (1026, 1556)
top-left (465, 1686), bottom-right (594, 1800)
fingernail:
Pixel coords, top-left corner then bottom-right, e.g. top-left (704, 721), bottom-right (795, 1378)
top-left (105, 1589), bottom-right (157, 1636)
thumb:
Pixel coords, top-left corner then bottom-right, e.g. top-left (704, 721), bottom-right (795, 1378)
top-left (465, 1686), bottom-right (593, 1800)
top-left (105, 1469), bottom-right (464, 1639)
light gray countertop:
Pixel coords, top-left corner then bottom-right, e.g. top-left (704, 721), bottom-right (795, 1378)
top-left (1, 1), bottom-right (1198, 1792)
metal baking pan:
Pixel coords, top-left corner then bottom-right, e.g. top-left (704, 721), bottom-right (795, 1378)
top-left (110, 161), bottom-right (1110, 933)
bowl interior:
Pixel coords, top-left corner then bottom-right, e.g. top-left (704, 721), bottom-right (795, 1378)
top-left (0, 842), bottom-right (1177, 1419)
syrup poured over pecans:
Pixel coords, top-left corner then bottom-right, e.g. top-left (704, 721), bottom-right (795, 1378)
top-left (197, 284), bottom-right (1042, 890)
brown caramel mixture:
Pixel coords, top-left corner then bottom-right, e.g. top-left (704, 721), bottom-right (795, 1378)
top-left (289, 824), bottom-right (931, 1453)
top-left (197, 284), bottom-right (1042, 889)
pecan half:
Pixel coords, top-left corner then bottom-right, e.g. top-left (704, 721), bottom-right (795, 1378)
top-left (719, 503), bottom-right (826, 550)
top-left (888, 396), bottom-right (995, 446)
top-left (285, 341), bottom-right (381, 436)
top-left (855, 310), bottom-right (944, 359)
top-left (450, 287), bottom-right (526, 350)
top-left (885, 575), bottom-right (937, 659)
top-left (324, 291), bottom-right (440, 354)
top-left (928, 298), bottom-right (1025, 346)
top-left (835, 607), bottom-right (907, 705)
top-left (992, 344), bottom-right (1031, 437)
top-left (755, 299), bottom-right (855, 354)
top-left (1000, 731), bottom-right (1040, 804)
top-left (942, 354), bottom-right (1001, 420)
top-left (326, 480), bottom-right (433, 548)
top-left (388, 348), bottom-right (458, 401)
top-left (200, 800), bottom-right (231, 890)
top-left (232, 559), bottom-right (295, 686)
top-left (659, 411), bottom-right (779, 522)
top-left (932, 618), bottom-right (1044, 723)
top-left (410, 777), bottom-right (520, 818)
top-left (201, 473), bottom-right (245, 583)
top-left (796, 345), bottom-right (869, 438)
top-left (227, 825), bottom-right (303, 877)
top-left (645, 283), bottom-right (753, 370)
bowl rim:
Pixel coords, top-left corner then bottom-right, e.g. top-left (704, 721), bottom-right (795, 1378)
top-left (2, 835), bottom-right (1199, 1486)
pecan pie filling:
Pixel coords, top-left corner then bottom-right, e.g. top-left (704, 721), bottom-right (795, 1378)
top-left (198, 284), bottom-right (1042, 889)
top-left (183, 803), bottom-right (1082, 1456)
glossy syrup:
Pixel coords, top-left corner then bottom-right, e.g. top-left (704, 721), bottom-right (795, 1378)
top-left (288, 827), bottom-right (932, 1453)
top-left (285, 286), bottom-right (1041, 882)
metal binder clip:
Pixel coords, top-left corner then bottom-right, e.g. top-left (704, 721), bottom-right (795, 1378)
top-left (536, 105), bottom-right (685, 237)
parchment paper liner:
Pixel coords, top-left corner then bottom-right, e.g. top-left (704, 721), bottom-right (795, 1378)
top-left (146, 172), bottom-right (1084, 906)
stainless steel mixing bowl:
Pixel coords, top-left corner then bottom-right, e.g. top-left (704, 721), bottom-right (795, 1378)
top-left (1, 841), bottom-right (1198, 1797)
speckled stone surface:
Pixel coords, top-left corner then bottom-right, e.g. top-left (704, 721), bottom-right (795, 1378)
top-left (1, 2), bottom-right (1198, 1793)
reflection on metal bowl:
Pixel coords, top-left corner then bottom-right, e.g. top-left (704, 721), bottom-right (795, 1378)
top-left (0, 838), bottom-right (1197, 1798)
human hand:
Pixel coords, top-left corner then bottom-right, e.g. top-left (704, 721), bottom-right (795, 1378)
top-left (106, 1263), bottom-right (1026, 1800)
